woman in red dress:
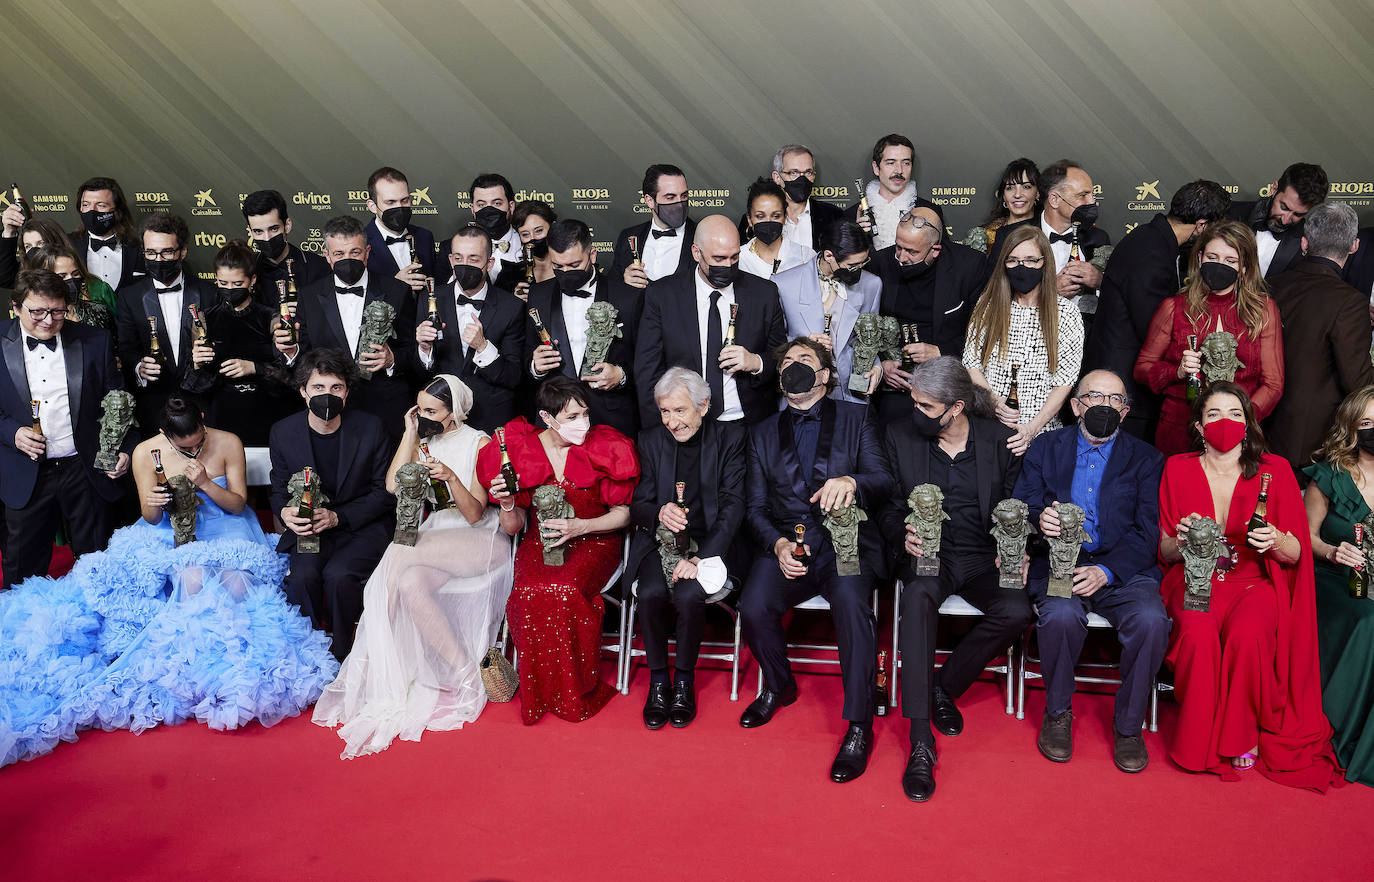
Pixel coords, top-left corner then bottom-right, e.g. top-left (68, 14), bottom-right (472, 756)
top-left (1156, 382), bottom-right (1338, 789)
top-left (1134, 220), bottom-right (1284, 456)
top-left (476, 376), bottom-right (639, 724)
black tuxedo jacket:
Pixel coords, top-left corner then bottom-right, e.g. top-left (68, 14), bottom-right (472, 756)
top-left (746, 398), bottom-right (894, 570)
top-left (254, 243), bottom-right (331, 308)
top-left (412, 282), bottom-right (526, 434)
top-left (736, 199), bottom-right (845, 252)
top-left (524, 273), bottom-right (641, 437)
top-left (70, 232), bottom-right (146, 290)
top-left (609, 218), bottom-right (697, 282)
top-left (365, 221), bottom-right (440, 281)
top-left (115, 274), bottom-right (218, 430)
top-left (880, 414), bottom-right (1021, 579)
top-left (1344, 227), bottom-right (1374, 301)
top-left (267, 410), bottom-right (394, 554)
top-left (635, 268), bottom-right (787, 427)
top-left (0, 320), bottom-right (133, 508)
top-left (873, 241), bottom-right (985, 360)
top-left (627, 419), bottom-right (748, 580)
top-left (989, 215), bottom-right (1112, 265)
top-left (1230, 198), bottom-right (1304, 280)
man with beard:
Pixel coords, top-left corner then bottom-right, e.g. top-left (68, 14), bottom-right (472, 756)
top-left (467, 173), bottom-right (528, 292)
top-left (1229, 162), bottom-right (1329, 281)
top-left (872, 207), bottom-right (987, 424)
top-left (611, 164), bottom-right (696, 291)
top-left (241, 189), bottom-right (330, 308)
top-left (364, 166), bottom-right (439, 291)
top-left (850, 134), bottom-right (921, 250)
top-left (1013, 369), bottom-right (1169, 773)
top-left (65, 176), bottom-right (143, 291)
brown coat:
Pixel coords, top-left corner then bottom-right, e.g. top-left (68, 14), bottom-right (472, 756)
top-left (1265, 258), bottom-right (1374, 471)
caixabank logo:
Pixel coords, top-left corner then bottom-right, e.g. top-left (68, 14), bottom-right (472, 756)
top-left (570, 186), bottom-right (612, 212)
top-left (190, 189), bottom-right (222, 217)
top-left (1127, 180), bottom-right (1165, 212)
top-left (294, 191), bottom-right (334, 213)
top-left (409, 186), bottom-right (438, 216)
top-left (928, 186), bottom-right (976, 207)
top-left (134, 191), bottom-right (172, 213)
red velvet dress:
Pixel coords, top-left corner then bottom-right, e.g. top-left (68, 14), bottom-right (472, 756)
top-left (476, 419), bottom-right (639, 724)
top-left (1157, 453), bottom-right (1339, 789)
top-left (1134, 293), bottom-right (1284, 457)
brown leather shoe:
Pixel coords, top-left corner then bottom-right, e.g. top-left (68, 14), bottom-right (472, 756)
top-left (1037, 710), bottom-right (1073, 763)
top-left (1114, 731), bottom-right (1150, 773)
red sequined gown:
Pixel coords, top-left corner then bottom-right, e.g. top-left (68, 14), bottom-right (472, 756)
top-left (476, 419), bottom-right (639, 724)
top-left (1157, 453), bottom-right (1339, 789)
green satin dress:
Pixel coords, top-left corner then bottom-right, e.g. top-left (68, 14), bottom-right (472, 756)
top-left (1304, 460), bottom-right (1374, 786)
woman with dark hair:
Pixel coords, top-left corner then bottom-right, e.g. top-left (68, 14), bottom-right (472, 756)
top-left (512, 199), bottom-right (557, 299)
top-left (315, 375), bottom-right (514, 756)
top-left (1134, 220), bottom-right (1284, 457)
top-left (1302, 384), bottom-right (1374, 786)
top-left (963, 225), bottom-right (1083, 454)
top-left (1, 218), bottom-right (75, 289)
top-left (476, 375), bottom-right (639, 724)
top-left (27, 242), bottom-right (116, 332)
top-left (739, 178), bottom-right (811, 279)
top-left (1156, 382), bottom-right (1337, 788)
top-left (961, 158), bottom-right (1040, 253)
top-left (0, 396), bottom-right (338, 769)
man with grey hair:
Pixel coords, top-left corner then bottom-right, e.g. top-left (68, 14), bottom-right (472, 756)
top-left (1265, 200), bottom-right (1374, 474)
top-left (626, 366), bottom-right (748, 729)
top-left (768, 144), bottom-right (843, 252)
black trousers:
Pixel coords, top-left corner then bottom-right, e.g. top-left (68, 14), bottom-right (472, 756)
top-left (740, 545), bottom-right (876, 723)
top-left (3, 456), bottom-right (112, 590)
top-left (899, 554), bottom-right (1032, 719)
top-left (635, 554), bottom-right (709, 673)
top-left (283, 528), bottom-right (388, 660)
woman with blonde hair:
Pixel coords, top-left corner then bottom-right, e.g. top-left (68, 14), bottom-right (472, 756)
top-left (962, 224), bottom-right (1083, 455)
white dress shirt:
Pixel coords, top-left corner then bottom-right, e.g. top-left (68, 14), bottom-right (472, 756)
top-left (374, 218), bottom-right (411, 270)
top-left (562, 278), bottom-right (598, 376)
top-left (693, 271), bottom-right (744, 421)
top-left (85, 237), bottom-right (124, 289)
top-left (490, 228), bottom-right (523, 281)
top-left (23, 333), bottom-right (76, 459)
top-left (419, 282), bottom-right (497, 369)
top-left (784, 202), bottom-right (814, 252)
top-left (1255, 230), bottom-right (1281, 277)
top-left (642, 220), bottom-right (684, 281)
top-left (156, 275), bottom-right (186, 365)
top-left (1040, 212), bottom-right (1093, 309)
top-left (335, 270), bottom-right (368, 356)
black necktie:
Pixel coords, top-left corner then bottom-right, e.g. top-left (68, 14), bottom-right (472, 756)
top-left (706, 290), bottom-right (724, 417)
top-left (90, 237), bottom-right (115, 252)
top-left (384, 235), bottom-right (407, 246)
top-left (26, 336), bottom-right (56, 352)
top-left (157, 284), bottom-right (182, 293)
top-left (336, 286), bottom-right (364, 296)
top-left (651, 227), bottom-right (676, 239)
top-left (1047, 230), bottom-right (1074, 245)
top-left (456, 295), bottom-right (484, 307)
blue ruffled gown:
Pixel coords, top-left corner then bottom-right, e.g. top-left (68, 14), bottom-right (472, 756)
top-left (0, 477), bottom-right (339, 768)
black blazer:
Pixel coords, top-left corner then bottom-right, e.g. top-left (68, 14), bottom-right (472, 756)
top-left (365, 220), bottom-right (440, 281)
top-left (736, 199), bottom-right (845, 252)
top-left (1344, 226), bottom-right (1374, 301)
top-left (873, 241), bottom-right (985, 360)
top-left (524, 272), bottom-right (641, 437)
top-left (989, 214), bottom-right (1111, 265)
top-left (114, 273), bottom-right (217, 431)
top-left (1230, 198), bottom-right (1304, 280)
top-left (267, 409), bottom-right (394, 554)
top-left (609, 218), bottom-right (697, 282)
top-left (880, 414), bottom-right (1021, 579)
top-left (746, 398), bottom-right (894, 571)
top-left (627, 419), bottom-right (748, 580)
top-left (70, 232), bottom-right (146, 290)
top-left (635, 268), bottom-right (787, 427)
top-left (1013, 424), bottom-right (1163, 583)
top-left (412, 282), bottom-right (526, 435)
top-left (254, 243), bottom-right (331, 308)
top-left (0, 320), bottom-right (133, 508)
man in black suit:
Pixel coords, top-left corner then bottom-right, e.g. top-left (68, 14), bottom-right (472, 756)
top-left (1266, 201), bottom-right (1374, 474)
top-left (467, 173), bottom-right (528, 292)
top-left (68, 176), bottom-right (145, 291)
top-left (414, 224), bottom-right (525, 434)
top-left (115, 212), bottom-right (217, 436)
top-left (610, 164), bottom-right (696, 291)
top-left (273, 215), bottom-right (416, 443)
top-left (634, 214), bottom-right (787, 427)
top-left (1085, 180), bottom-right (1231, 441)
top-left (269, 348), bottom-right (393, 661)
top-left (526, 219), bottom-right (640, 437)
top-left (628, 367), bottom-right (747, 729)
top-left (872, 206), bottom-right (987, 424)
top-left (1, 270), bottom-right (133, 589)
top-left (364, 166), bottom-right (439, 292)
top-left (880, 356), bottom-right (1031, 802)
top-left (1229, 162), bottom-right (1329, 281)
top-left (738, 337), bottom-right (894, 784)
top-left (242, 189), bottom-right (331, 307)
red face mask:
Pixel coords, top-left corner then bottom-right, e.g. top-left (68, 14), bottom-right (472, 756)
top-left (1202, 417), bottom-right (1246, 453)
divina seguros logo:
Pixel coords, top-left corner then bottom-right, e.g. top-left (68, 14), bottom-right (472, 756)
top-left (294, 191), bottom-right (333, 212)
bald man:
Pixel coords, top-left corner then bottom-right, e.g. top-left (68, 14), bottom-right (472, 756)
top-left (635, 214), bottom-right (787, 425)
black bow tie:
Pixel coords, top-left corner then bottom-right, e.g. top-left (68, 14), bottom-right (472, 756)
top-left (650, 227), bottom-right (676, 239)
top-left (156, 284), bottom-right (182, 293)
top-left (384, 235), bottom-right (407, 246)
top-left (26, 336), bottom-right (57, 352)
top-left (336, 286), bottom-right (364, 296)
top-left (456, 294), bottom-right (484, 307)
top-left (1047, 230), bottom-right (1075, 245)
top-left (564, 288), bottom-right (594, 299)
top-left (790, 407), bottom-right (821, 423)
top-left (90, 237), bottom-right (116, 252)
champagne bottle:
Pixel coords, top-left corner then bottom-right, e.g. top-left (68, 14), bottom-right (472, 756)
top-left (425, 278), bottom-right (443, 341)
top-left (497, 427), bottom-right (520, 495)
top-left (673, 481), bottom-right (690, 554)
top-left (1006, 364), bottom-right (1021, 411)
top-left (627, 235), bottom-right (641, 265)
top-left (723, 303), bottom-right (738, 347)
top-left (528, 307), bottom-right (553, 348)
top-left (822, 312), bottom-right (834, 337)
top-left (419, 439), bottom-right (455, 510)
top-left (900, 323), bottom-right (915, 370)
top-left (188, 304), bottom-right (209, 346)
top-left (1247, 473), bottom-right (1272, 535)
top-left (284, 258), bottom-right (298, 305)
top-left (297, 466), bottom-right (315, 520)
top-left (151, 449), bottom-right (172, 510)
top-left (406, 233), bottom-right (419, 268)
top-left (278, 301), bottom-right (296, 345)
top-left (1350, 524), bottom-right (1368, 599)
top-left (1068, 223), bottom-right (1083, 262)
top-left (1185, 334), bottom-right (1203, 405)
top-left (523, 242), bottom-right (536, 285)
top-left (874, 650), bottom-right (889, 717)
top-left (29, 399), bottom-right (42, 436)
top-left (146, 315), bottom-right (166, 369)
top-left (854, 178), bottom-right (876, 228)
top-left (11, 183), bottom-right (30, 260)
top-left (791, 524), bottom-right (811, 568)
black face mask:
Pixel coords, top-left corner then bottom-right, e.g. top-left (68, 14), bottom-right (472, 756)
top-left (218, 285), bottom-right (251, 307)
top-left (780, 361), bottom-right (818, 395)
top-left (81, 208), bottom-right (117, 237)
top-left (703, 262), bottom-right (738, 289)
top-left (898, 259), bottom-right (935, 282)
top-left (831, 262), bottom-right (863, 286)
top-left (911, 403), bottom-right (951, 438)
top-left (380, 206), bottom-right (412, 233)
top-left (416, 415), bottom-right (447, 438)
top-left (452, 264), bottom-right (486, 292)
top-left (528, 237), bottom-right (549, 258)
top-left (782, 176), bottom-right (814, 204)
top-left (1006, 264), bottom-right (1041, 294)
top-left (254, 232), bottom-right (287, 261)
top-left (146, 257), bottom-right (182, 285)
top-left (752, 221), bottom-right (784, 245)
top-left (474, 206), bottom-right (511, 238)
top-left (333, 258), bottom-right (366, 286)
top-left (1070, 203), bottom-right (1099, 229)
top-left (1356, 427), bottom-right (1374, 455)
top-left (24, 246), bottom-right (41, 263)
top-left (1080, 404), bottom-right (1122, 439)
top-left (655, 200), bottom-right (688, 229)
top-left (307, 393), bottom-right (344, 421)
top-left (554, 265), bottom-right (594, 294)
top-left (65, 278), bottom-right (81, 298)
top-left (1198, 261), bottom-right (1238, 292)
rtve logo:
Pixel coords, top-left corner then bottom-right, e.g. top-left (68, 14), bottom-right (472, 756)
top-left (1134, 181), bottom-right (1160, 201)
top-left (194, 232), bottom-right (227, 248)
top-left (572, 188), bottom-right (611, 200)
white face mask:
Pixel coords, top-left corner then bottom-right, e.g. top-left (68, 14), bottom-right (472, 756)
top-left (543, 411), bottom-right (590, 446)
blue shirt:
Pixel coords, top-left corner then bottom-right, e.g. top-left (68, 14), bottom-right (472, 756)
top-left (1070, 429), bottom-right (1115, 584)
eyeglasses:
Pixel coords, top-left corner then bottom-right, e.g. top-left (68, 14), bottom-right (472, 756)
top-left (778, 169), bottom-right (816, 181)
top-left (1077, 391), bottom-right (1127, 407)
top-left (25, 306), bottom-right (69, 321)
top-left (143, 248), bottom-right (182, 260)
top-left (1004, 256), bottom-right (1045, 268)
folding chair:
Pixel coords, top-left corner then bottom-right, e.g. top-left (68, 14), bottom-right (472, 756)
top-left (754, 589), bottom-right (881, 697)
top-left (621, 576), bottom-right (743, 700)
top-left (889, 580), bottom-right (1017, 715)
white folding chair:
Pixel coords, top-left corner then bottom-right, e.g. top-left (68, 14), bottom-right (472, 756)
top-left (243, 446), bottom-right (272, 489)
top-left (598, 540), bottom-right (631, 686)
top-left (889, 580), bottom-right (1017, 715)
top-left (621, 577), bottom-right (743, 700)
top-left (754, 589), bottom-right (881, 697)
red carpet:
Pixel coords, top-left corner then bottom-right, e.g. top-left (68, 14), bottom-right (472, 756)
top-left (2, 658), bottom-right (1371, 881)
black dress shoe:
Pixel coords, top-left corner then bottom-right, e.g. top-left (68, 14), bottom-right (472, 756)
top-left (902, 742), bottom-right (938, 802)
top-left (932, 686), bottom-right (963, 736)
top-left (1037, 710), bottom-right (1073, 763)
top-left (1114, 731), bottom-right (1149, 773)
top-left (643, 682), bottom-right (671, 730)
top-left (830, 724), bottom-right (873, 783)
top-left (739, 687), bottom-right (798, 728)
top-left (669, 679), bottom-right (696, 728)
